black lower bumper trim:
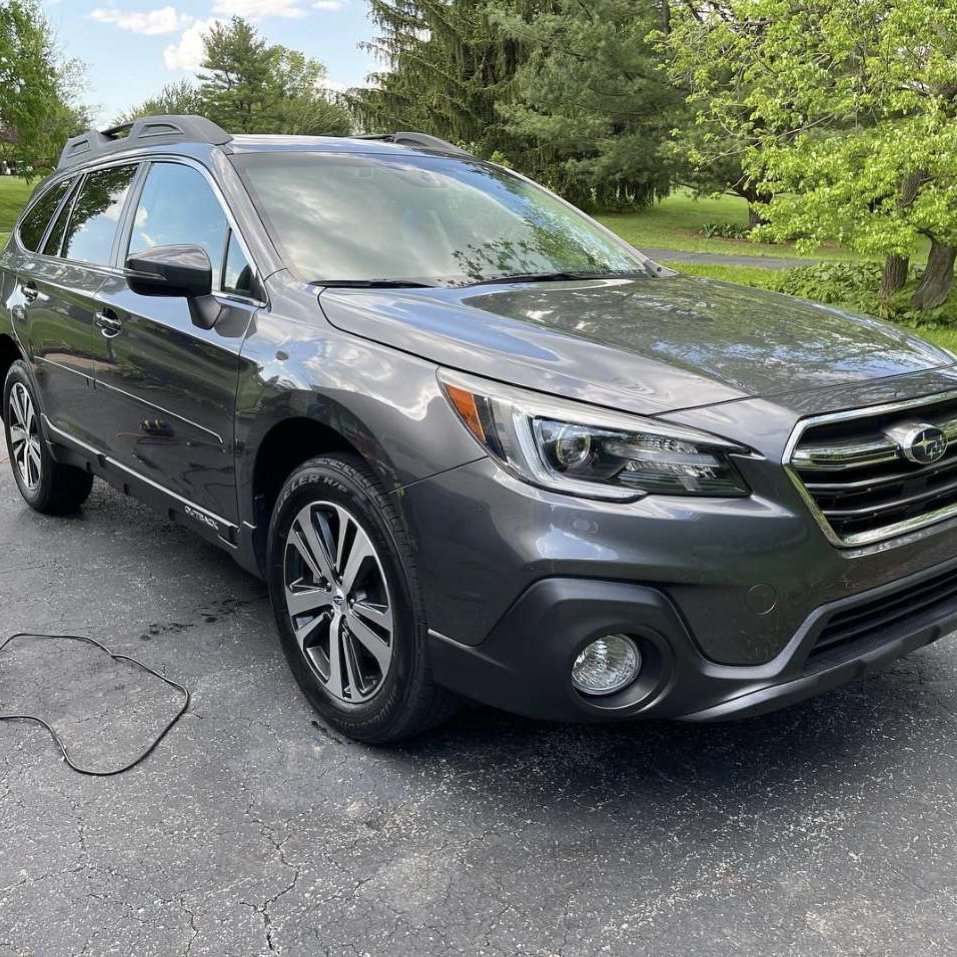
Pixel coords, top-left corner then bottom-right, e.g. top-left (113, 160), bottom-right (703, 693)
top-left (680, 621), bottom-right (948, 722)
top-left (428, 578), bottom-right (681, 722)
top-left (428, 572), bottom-right (957, 724)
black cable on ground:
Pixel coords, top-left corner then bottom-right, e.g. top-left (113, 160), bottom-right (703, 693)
top-left (0, 632), bottom-right (190, 776)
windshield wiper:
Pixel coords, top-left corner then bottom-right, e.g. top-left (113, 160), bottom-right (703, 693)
top-left (311, 278), bottom-right (437, 289)
top-left (464, 270), bottom-right (644, 287)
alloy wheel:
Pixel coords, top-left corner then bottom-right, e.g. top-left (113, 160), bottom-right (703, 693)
top-left (283, 500), bottom-right (395, 703)
top-left (8, 383), bottom-right (41, 491)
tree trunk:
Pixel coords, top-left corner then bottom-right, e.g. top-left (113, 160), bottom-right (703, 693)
top-left (901, 170), bottom-right (922, 206)
top-left (740, 186), bottom-right (772, 228)
top-left (881, 254), bottom-right (909, 300)
top-left (659, 0), bottom-right (671, 33)
top-left (911, 240), bottom-right (957, 311)
top-left (878, 171), bottom-right (923, 305)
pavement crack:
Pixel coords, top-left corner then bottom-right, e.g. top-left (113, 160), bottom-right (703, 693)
top-left (242, 807), bottom-right (302, 953)
top-left (179, 898), bottom-right (200, 957)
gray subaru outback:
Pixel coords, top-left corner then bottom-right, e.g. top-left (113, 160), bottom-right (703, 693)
top-left (3, 114), bottom-right (957, 742)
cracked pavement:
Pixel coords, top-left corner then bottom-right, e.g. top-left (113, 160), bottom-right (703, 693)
top-left (3, 463), bottom-right (957, 956)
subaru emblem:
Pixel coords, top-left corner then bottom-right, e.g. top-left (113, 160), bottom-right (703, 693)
top-left (902, 424), bottom-right (948, 465)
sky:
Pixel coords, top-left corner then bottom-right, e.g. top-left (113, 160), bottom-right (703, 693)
top-left (41, 0), bottom-right (380, 126)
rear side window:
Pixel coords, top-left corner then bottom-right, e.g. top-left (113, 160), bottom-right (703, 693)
top-left (43, 179), bottom-right (80, 257)
top-left (17, 179), bottom-right (71, 252)
top-left (62, 165), bottom-right (138, 266)
top-left (128, 163), bottom-right (228, 280)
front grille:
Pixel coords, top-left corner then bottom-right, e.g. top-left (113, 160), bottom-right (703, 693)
top-left (811, 560), bottom-right (957, 660)
top-left (787, 391), bottom-right (957, 546)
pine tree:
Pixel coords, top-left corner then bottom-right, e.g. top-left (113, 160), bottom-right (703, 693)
top-left (492, 0), bottom-right (680, 208)
top-left (191, 17), bottom-right (351, 136)
top-left (198, 17), bottom-right (280, 133)
top-left (353, 0), bottom-right (536, 164)
top-left (353, 0), bottom-right (682, 210)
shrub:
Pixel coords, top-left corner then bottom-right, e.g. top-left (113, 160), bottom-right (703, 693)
top-left (775, 262), bottom-right (957, 329)
top-left (698, 221), bottom-right (752, 240)
top-left (774, 262), bottom-right (883, 312)
top-left (669, 259), bottom-right (957, 331)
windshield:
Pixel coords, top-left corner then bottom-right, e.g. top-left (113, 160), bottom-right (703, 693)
top-left (232, 152), bottom-right (651, 286)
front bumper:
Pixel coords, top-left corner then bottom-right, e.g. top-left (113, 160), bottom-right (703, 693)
top-left (428, 557), bottom-right (957, 722)
top-left (398, 369), bottom-right (957, 722)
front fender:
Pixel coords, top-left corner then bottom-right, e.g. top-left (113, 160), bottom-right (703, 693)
top-left (234, 274), bottom-right (484, 541)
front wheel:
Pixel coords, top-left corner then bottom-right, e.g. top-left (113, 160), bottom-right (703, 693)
top-left (2, 360), bottom-right (93, 514)
top-left (266, 453), bottom-right (458, 744)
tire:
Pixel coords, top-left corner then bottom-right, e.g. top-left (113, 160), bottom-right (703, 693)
top-left (267, 453), bottom-right (459, 744)
top-left (2, 360), bottom-right (94, 514)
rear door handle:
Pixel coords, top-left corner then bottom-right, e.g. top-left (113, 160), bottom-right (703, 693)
top-left (20, 282), bottom-right (39, 303)
top-left (94, 310), bottom-right (122, 338)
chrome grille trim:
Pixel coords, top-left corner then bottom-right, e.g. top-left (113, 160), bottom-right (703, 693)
top-left (803, 454), bottom-right (957, 492)
top-left (790, 438), bottom-right (899, 471)
top-left (821, 473), bottom-right (957, 519)
top-left (783, 388), bottom-right (957, 549)
top-left (791, 410), bottom-right (957, 471)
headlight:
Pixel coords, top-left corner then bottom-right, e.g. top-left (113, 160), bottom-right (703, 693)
top-left (439, 370), bottom-right (751, 500)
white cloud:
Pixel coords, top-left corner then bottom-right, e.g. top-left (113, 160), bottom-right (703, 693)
top-left (212, 0), bottom-right (308, 18)
top-left (164, 18), bottom-right (221, 71)
top-left (90, 5), bottom-right (193, 35)
top-left (313, 0), bottom-right (344, 9)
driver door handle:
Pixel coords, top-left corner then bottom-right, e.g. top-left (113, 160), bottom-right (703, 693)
top-left (20, 281), bottom-right (39, 303)
top-left (94, 310), bottom-right (122, 338)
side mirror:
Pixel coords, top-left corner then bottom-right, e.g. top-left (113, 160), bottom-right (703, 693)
top-left (126, 245), bottom-right (213, 299)
top-left (126, 245), bottom-right (222, 330)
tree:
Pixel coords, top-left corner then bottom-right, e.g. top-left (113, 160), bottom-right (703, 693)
top-left (353, 0), bottom-right (679, 210)
top-left (198, 17), bottom-right (278, 132)
top-left (196, 17), bottom-right (351, 135)
top-left (491, 0), bottom-right (680, 209)
top-left (665, 0), bottom-right (957, 311)
top-left (113, 18), bottom-right (351, 137)
top-left (657, 2), bottom-right (772, 224)
top-left (272, 92), bottom-right (352, 137)
top-left (0, 0), bottom-right (90, 172)
top-left (352, 0), bottom-right (537, 166)
top-left (115, 80), bottom-right (205, 126)
top-left (271, 50), bottom-right (351, 136)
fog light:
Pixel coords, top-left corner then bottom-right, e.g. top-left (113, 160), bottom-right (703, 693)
top-left (571, 634), bottom-right (641, 696)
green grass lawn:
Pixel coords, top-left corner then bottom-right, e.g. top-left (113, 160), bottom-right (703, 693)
top-left (597, 190), bottom-right (928, 264)
top-left (0, 176), bottom-right (33, 238)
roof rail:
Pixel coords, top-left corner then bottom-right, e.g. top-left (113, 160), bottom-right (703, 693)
top-left (57, 115), bottom-right (233, 171)
top-left (355, 131), bottom-right (473, 157)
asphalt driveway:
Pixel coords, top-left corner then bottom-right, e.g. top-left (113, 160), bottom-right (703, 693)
top-left (2, 454), bottom-right (957, 956)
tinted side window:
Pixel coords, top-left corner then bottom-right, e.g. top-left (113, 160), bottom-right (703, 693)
top-left (18, 179), bottom-right (71, 252)
top-left (223, 231), bottom-right (254, 297)
top-left (62, 165), bottom-right (138, 266)
top-left (129, 163), bottom-right (227, 281)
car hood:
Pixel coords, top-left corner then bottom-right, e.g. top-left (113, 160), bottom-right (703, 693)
top-left (319, 275), bottom-right (953, 417)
